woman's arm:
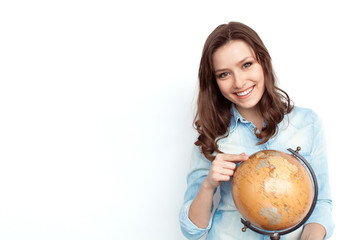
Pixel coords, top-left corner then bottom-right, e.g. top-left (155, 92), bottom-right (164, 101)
top-left (301, 223), bottom-right (326, 240)
top-left (301, 111), bottom-right (334, 239)
top-left (188, 153), bottom-right (248, 228)
top-left (188, 176), bottom-right (216, 228)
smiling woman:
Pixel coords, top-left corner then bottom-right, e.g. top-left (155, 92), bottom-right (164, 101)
top-left (195, 22), bottom-right (293, 161)
top-left (179, 22), bottom-right (334, 240)
top-left (213, 40), bottom-right (266, 128)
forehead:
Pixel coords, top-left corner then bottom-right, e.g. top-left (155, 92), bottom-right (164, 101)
top-left (212, 40), bottom-right (255, 68)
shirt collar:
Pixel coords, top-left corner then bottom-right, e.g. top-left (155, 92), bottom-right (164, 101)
top-left (229, 104), bottom-right (250, 133)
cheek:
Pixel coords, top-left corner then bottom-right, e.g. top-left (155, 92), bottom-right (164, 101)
top-left (251, 72), bottom-right (265, 94)
top-left (252, 67), bottom-right (265, 83)
top-left (256, 78), bottom-right (265, 97)
top-left (216, 81), bottom-right (231, 94)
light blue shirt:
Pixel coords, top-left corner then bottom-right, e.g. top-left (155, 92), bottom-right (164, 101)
top-left (180, 105), bottom-right (334, 240)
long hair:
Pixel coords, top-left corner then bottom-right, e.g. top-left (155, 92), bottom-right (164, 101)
top-left (194, 22), bottom-right (293, 161)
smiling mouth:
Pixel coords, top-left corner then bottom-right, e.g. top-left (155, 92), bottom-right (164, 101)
top-left (235, 86), bottom-right (254, 98)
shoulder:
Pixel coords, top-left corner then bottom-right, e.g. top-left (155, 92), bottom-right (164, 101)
top-left (275, 106), bottom-right (324, 155)
top-left (286, 106), bottom-right (321, 129)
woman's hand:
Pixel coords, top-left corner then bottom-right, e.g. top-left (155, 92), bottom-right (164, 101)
top-left (189, 152), bottom-right (248, 228)
top-left (300, 223), bottom-right (326, 240)
top-left (203, 153), bottom-right (248, 190)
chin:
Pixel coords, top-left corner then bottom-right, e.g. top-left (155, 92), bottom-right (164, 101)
top-left (237, 99), bottom-right (259, 108)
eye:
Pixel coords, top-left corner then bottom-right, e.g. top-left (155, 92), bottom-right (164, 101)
top-left (242, 62), bottom-right (252, 69)
top-left (218, 72), bottom-right (230, 79)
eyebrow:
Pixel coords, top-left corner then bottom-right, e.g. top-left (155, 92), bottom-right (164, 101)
top-left (214, 56), bottom-right (253, 73)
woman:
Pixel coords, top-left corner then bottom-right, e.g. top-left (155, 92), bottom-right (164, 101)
top-left (180, 22), bottom-right (334, 240)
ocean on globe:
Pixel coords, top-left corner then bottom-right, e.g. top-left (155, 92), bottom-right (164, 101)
top-left (232, 150), bottom-right (314, 231)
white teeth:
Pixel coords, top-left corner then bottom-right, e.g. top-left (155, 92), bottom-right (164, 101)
top-left (236, 87), bottom-right (253, 96)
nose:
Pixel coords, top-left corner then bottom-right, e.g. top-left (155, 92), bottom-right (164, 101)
top-left (233, 71), bottom-right (247, 89)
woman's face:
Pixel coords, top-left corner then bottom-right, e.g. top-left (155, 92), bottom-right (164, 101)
top-left (212, 40), bottom-right (265, 116)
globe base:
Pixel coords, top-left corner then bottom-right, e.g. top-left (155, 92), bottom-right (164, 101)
top-left (241, 218), bottom-right (282, 239)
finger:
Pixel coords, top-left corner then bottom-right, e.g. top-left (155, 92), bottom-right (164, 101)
top-left (220, 174), bottom-right (231, 182)
top-left (212, 158), bottom-right (236, 168)
top-left (213, 173), bottom-right (231, 182)
top-left (217, 153), bottom-right (249, 162)
top-left (212, 166), bottom-right (234, 177)
top-left (218, 161), bottom-right (236, 170)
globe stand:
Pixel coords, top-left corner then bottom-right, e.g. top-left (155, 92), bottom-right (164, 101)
top-left (239, 147), bottom-right (319, 240)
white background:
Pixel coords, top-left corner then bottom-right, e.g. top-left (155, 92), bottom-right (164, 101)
top-left (0, 0), bottom-right (359, 239)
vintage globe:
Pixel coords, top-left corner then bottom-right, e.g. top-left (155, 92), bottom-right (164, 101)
top-left (232, 150), bottom-right (314, 231)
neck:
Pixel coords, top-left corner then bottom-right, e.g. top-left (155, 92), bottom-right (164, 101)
top-left (236, 106), bottom-right (263, 130)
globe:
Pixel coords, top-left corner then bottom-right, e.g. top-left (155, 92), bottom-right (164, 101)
top-left (232, 150), bottom-right (314, 231)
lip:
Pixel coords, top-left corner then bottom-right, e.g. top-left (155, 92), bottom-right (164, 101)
top-left (234, 86), bottom-right (255, 99)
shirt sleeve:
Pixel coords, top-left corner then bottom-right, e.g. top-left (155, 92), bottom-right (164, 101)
top-left (305, 112), bottom-right (335, 239)
top-left (179, 145), bottom-right (216, 240)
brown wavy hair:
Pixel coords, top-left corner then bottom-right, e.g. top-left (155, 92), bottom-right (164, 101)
top-left (194, 22), bottom-right (293, 161)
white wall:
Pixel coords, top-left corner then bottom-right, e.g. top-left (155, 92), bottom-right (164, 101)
top-left (0, 1), bottom-right (358, 239)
